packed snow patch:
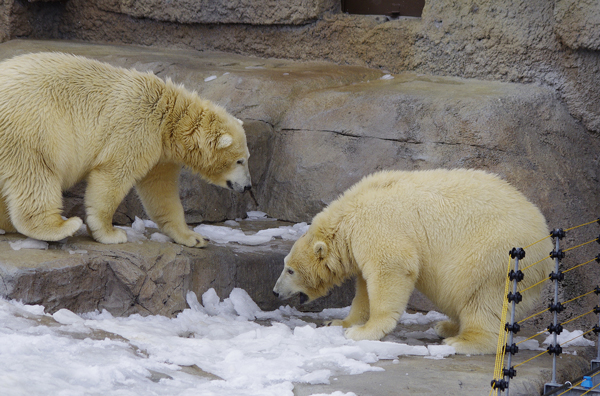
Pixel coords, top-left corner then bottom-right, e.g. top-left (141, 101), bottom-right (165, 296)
top-left (1, 288), bottom-right (455, 396)
top-left (543, 329), bottom-right (595, 347)
top-left (106, 213), bottom-right (308, 245)
top-left (193, 222), bottom-right (309, 245)
top-left (4, 213), bottom-right (307, 247)
top-left (8, 238), bottom-right (48, 251)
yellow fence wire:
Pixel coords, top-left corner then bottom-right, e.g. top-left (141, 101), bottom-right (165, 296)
top-left (489, 218), bottom-right (599, 394)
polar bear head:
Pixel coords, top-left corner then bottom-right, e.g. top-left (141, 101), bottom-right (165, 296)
top-left (273, 224), bottom-right (347, 304)
top-left (168, 93), bottom-right (251, 193)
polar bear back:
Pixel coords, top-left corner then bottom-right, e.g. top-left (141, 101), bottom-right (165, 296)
top-left (323, 169), bottom-right (552, 319)
top-left (0, 52), bottom-right (163, 189)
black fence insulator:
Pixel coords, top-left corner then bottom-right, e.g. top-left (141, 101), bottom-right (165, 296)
top-left (510, 247), bottom-right (526, 260)
top-left (548, 302), bottom-right (565, 313)
top-left (549, 271), bottom-right (565, 282)
top-left (491, 379), bottom-right (509, 391)
top-left (594, 305), bottom-right (600, 315)
top-left (550, 249), bottom-right (565, 260)
top-left (597, 235), bottom-right (600, 245)
top-left (595, 286), bottom-right (600, 295)
top-left (503, 367), bottom-right (517, 379)
top-left (594, 325), bottom-right (600, 335)
top-left (507, 292), bottom-right (523, 304)
top-left (505, 322), bottom-right (521, 334)
top-left (551, 229), bottom-right (566, 239)
top-left (548, 323), bottom-right (564, 335)
top-left (505, 343), bottom-right (519, 355)
top-left (547, 344), bottom-right (563, 356)
top-left (509, 270), bottom-right (525, 282)
top-left (596, 254), bottom-right (600, 264)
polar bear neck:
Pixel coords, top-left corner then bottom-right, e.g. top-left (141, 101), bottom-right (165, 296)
top-left (311, 205), bottom-right (360, 285)
top-left (153, 81), bottom-right (211, 164)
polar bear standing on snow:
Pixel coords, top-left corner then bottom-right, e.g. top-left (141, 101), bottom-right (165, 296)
top-left (0, 52), bottom-right (251, 247)
top-left (273, 169), bottom-right (552, 354)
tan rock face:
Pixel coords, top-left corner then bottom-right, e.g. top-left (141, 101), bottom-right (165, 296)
top-left (96, 0), bottom-right (339, 25)
top-left (4, 0), bottom-right (594, 136)
top-left (0, 225), bottom-right (356, 317)
top-left (554, 0), bottom-right (600, 51)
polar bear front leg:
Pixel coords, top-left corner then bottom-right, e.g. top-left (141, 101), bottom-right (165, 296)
top-left (85, 169), bottom-right (133, 244)
top-left (135, 162), bottom-right (207, 248)
top-left (345, 265), bottom-right (416, 341)
top-left (328, 274), bottom-right (370, 328)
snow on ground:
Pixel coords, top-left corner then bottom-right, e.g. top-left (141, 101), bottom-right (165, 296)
top-left (193, 222), bottom-right (308, 245)
top-left (6, 212), bottom-right (309, 251)
top-left (8, 238), bottom-right (49, 251)
top-left (1, 288), bottom-right (454, 396)
top-left (543, 329), bottom-right (595, 347)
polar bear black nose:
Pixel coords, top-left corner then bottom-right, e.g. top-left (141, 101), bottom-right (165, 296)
top-left (244, 185), bottom-right (251, 192)
top-left (273, 291), bottom-right (279, 298)
top-left (298, 293), bottom-right (309, 304)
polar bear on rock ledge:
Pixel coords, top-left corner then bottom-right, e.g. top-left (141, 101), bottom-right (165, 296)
top-left (0, 52), bottom-right (251, 247)
top-left (273, 169), bottom-right (553, 354)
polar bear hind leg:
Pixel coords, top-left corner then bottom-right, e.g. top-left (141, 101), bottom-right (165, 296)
top-left (0, 193), bottom-right (16, 233)
top-left (3, 177), bottom-right (82, 241)
top-left (442, 310), bottom-right (499, 354)
top-left (434, 320), bottom-right (460, 338)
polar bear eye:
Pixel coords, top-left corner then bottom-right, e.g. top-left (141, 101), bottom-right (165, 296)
top-left (287, 268), bottom-right (294, 275)
top-left (237, 159), bottom-right (245, 165)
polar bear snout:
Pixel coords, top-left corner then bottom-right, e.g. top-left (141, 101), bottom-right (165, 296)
top-left (226, 180), bottom-right (252, 193)
top-left (272, 287), bottom-right (309, 305)
top-left (223, 161), bottom-right (252, 193)
top-left (273, 264), bottom-right (310, 304)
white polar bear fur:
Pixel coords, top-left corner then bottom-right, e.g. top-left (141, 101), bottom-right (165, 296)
top-left (0, 52), bottom-right (251, 247)
top-left (273, 169), bottom-right (553, 354)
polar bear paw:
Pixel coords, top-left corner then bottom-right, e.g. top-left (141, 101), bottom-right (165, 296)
top-left (442, 331), bottom-right (497, 355)
top-left (92, 227), bottom-right (128, 244)
top-left (173, 230), bottom-right (208, 248)
top-left (434, 320), bottom-right (460, 338)
top-left (60, 217), bottom-right (84, 239)
top-left (326, 319), bottom-right (346, 328)
top-left (345, 325), bottom-right (386, 341)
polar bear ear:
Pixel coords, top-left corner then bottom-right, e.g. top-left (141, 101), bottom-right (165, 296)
top-left (217, 134), bottom-right (233, 149)
top-left (313, 241), bottom-right (328, 259)
top-left (235, 118), bottom-right (244, 126)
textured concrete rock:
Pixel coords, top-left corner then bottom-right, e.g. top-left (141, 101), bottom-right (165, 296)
top-left (0, 234), bottom-right (194, 316)
top-left (97, 0), bottom-right (338, 25)
top-left (5, 0), bottom-right (597, 135)
top-left (555, 0), bottom-right (600, 50)
top-left (0, 221), bottom-right (356, 316)
top-left (0, 40), bottom-right (598, 325)
top-left (296, 347), bottom-right (592, 396)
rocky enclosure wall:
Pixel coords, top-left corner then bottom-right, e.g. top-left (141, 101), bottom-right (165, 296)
top-left (0, 1), bottom-right (598, 325)
top-left (2, 0), bottom-right (600, 136)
